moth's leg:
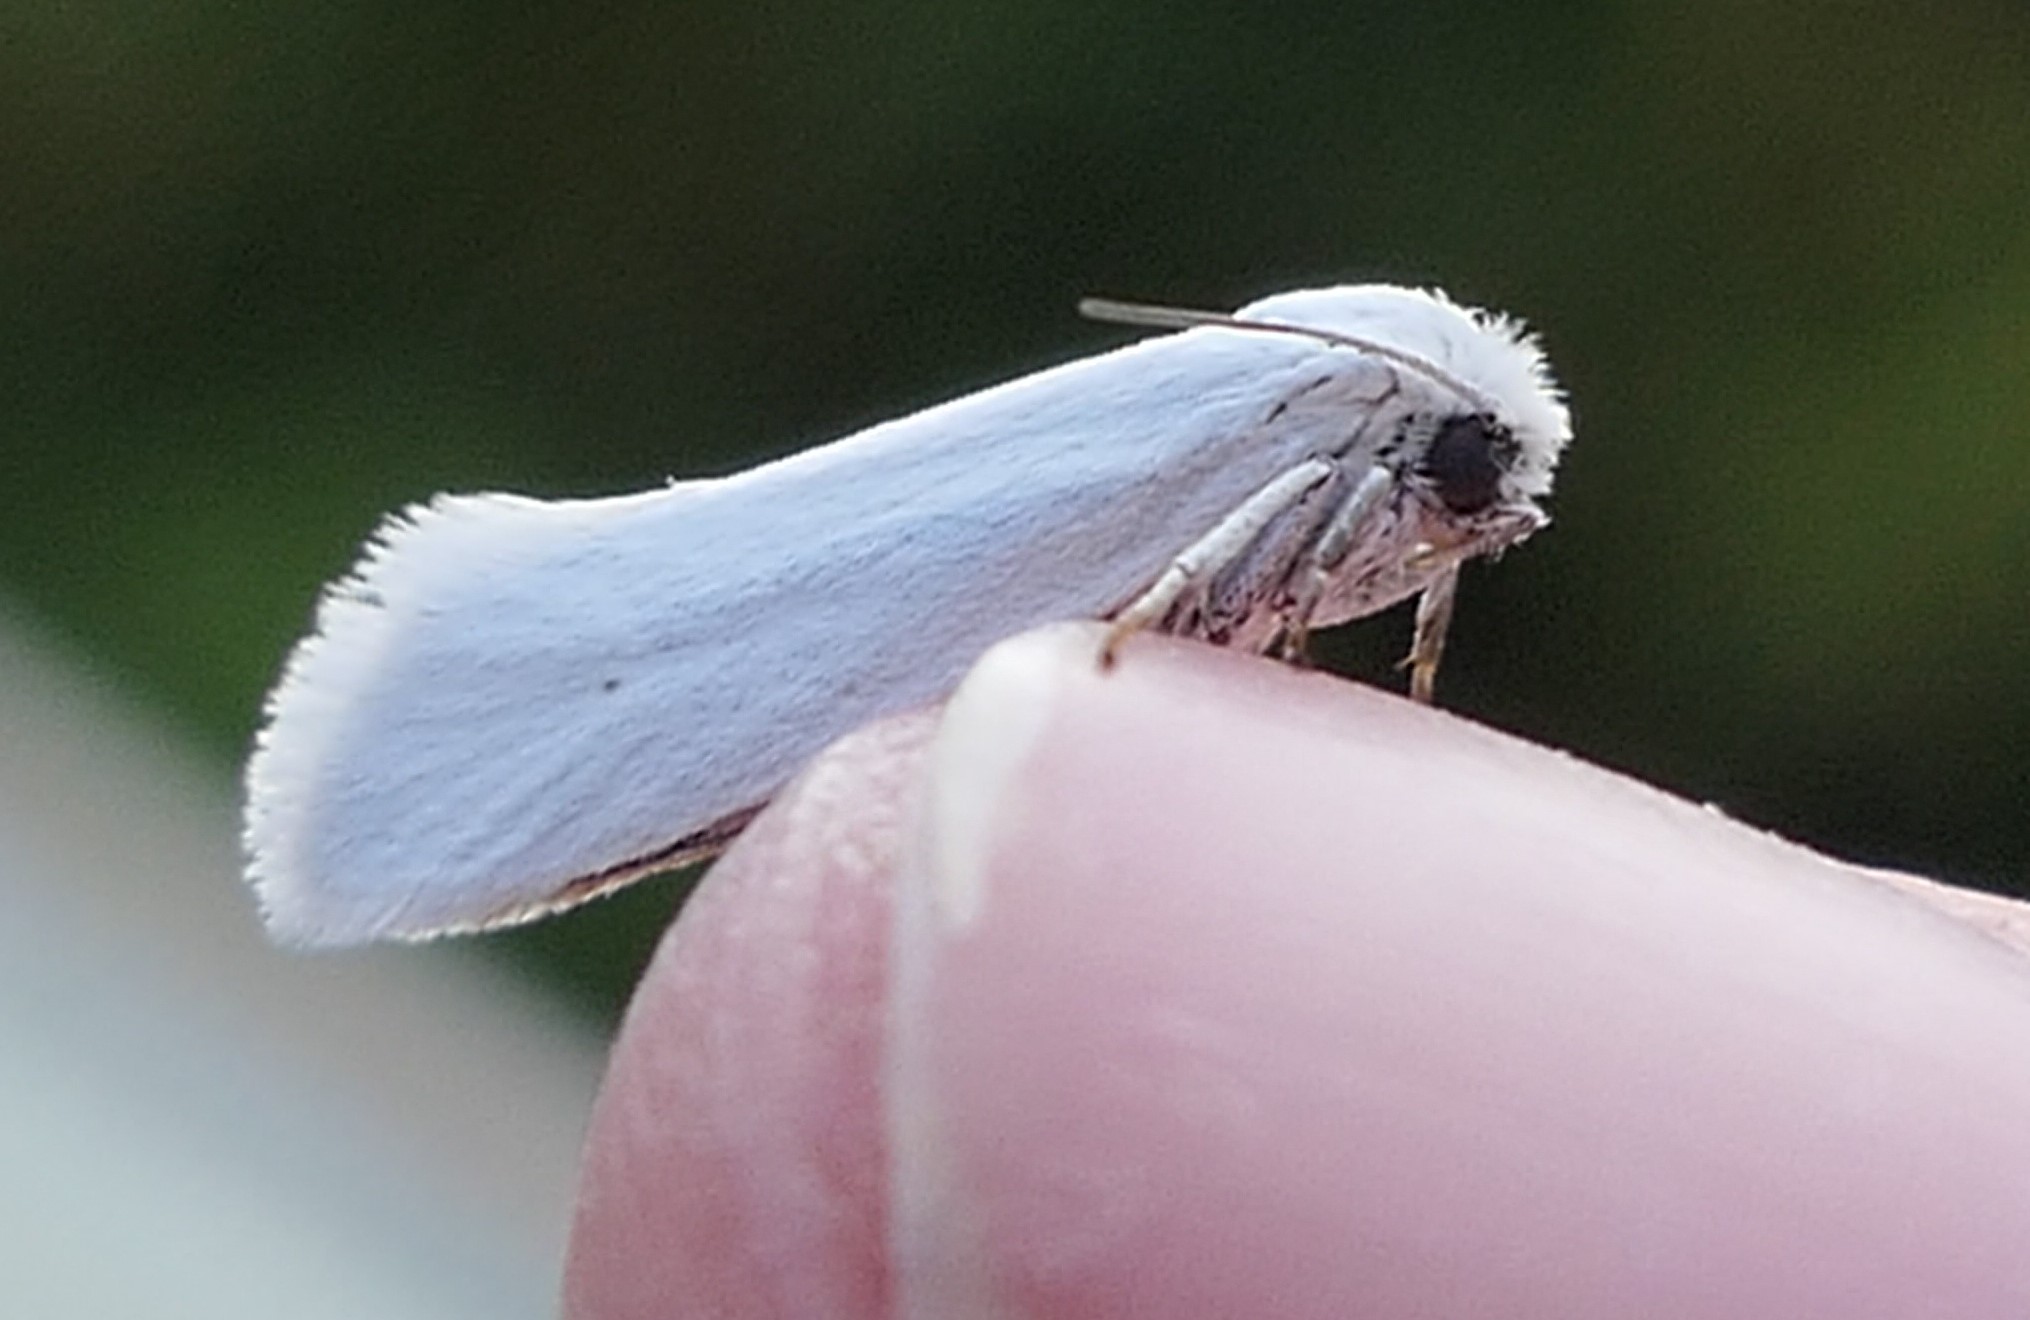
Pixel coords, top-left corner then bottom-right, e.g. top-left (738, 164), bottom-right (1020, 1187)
top-left (1273, 463), bottom-right (1395, 663)
top-left (1404, 565), bottom-right (1460, 704)
top-left (1102, 457), bottom-right (1336, 666)
top-left (1197, 473), bottom-right (1349, 648)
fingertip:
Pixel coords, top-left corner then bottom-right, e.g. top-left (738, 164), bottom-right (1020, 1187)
top-left (888, 625), bottom-right (2030, 1318)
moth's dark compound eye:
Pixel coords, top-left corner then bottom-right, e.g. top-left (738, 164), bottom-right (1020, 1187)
top-left (1422, 413), bottom-right (1513, 515)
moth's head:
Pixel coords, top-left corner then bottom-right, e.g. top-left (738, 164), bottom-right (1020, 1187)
top-left (1238, 284), bottom-right (1572, 556)
top-left (1394, 408), bottom-right (1547, 556)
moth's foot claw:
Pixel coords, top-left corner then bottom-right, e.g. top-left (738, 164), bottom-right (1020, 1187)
top-left (1280, 624), bottom-right (1315, 667)
top-left (1097, 621), bottom-right (1133, 670)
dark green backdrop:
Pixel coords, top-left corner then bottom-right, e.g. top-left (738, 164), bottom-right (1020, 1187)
top-left (6, 0), bottom-right (2026, 1019)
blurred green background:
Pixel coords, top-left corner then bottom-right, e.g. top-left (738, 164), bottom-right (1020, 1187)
top-left (5, 0), bottom-right (2026, 1023)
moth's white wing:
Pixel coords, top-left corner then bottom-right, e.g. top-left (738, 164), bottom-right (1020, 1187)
top-left (247, 324), bottom-right (1393, 943)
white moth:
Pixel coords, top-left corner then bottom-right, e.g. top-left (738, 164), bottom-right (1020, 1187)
top-left (245, 284), bottom-right (1571, 945)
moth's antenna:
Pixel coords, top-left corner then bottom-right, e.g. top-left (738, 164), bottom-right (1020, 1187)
top-left (1078, 296), bottom-right (1498, 416)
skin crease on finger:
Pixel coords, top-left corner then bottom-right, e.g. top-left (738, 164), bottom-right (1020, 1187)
top-left (563, 710), bottom-right (938, 1320)
top-left (566, 623), bottom-right (2030, 1320)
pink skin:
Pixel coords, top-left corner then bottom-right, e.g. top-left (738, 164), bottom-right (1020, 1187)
top-left (565, 625), bottom-right (2030, 1319)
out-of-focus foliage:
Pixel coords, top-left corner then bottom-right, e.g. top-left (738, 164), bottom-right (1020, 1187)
top-left (4, 0), bottom-right (2025, 1018)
